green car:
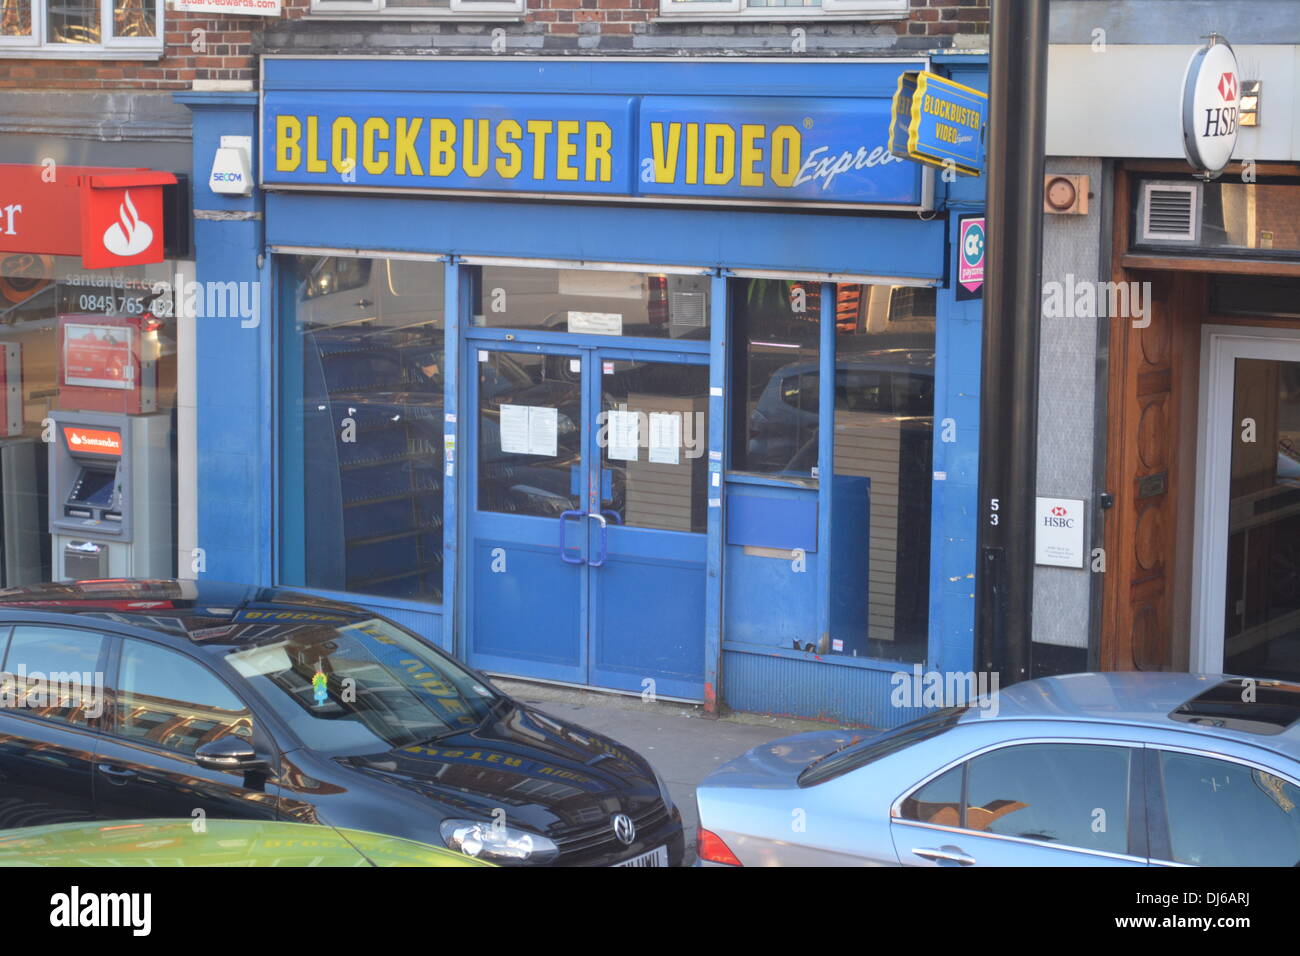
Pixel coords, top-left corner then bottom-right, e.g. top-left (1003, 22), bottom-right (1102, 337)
top-left (0, 819), bottom-right (494, 867)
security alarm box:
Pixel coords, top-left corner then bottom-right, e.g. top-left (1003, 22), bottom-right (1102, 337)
top-left (48, 409), bottom-right (171, 580)
top-left (56, 315), bottom-right (158, 415)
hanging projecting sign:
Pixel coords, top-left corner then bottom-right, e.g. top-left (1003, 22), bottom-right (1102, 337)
top-left (0, 165), bottom-right (174, 269)
top-left (261, 90), bottom-right (928, 209)
top-left (1181, 35), bottom-right (1239, 177)
top-left (956, 214), bottom-right (985, 301)
top-left (888, 70), bottom-right (987, 177)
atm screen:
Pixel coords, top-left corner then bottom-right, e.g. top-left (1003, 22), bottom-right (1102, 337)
top-left (72, 469), bottom-right (116, 507)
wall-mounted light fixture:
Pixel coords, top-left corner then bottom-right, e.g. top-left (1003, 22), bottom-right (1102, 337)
top-left (1239, 80), bottom-right (1261, 127)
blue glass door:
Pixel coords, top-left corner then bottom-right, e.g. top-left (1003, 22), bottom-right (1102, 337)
top-left (465, 342), bottom-right (709, 699)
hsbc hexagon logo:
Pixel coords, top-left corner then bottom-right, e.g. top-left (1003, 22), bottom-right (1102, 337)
top-left (1044, 504), bottom-right (1075, 528)
top-left (1050, 505), bottom-right (1068, 517)
top-left (1217, 71), bottom-right (1237, 102)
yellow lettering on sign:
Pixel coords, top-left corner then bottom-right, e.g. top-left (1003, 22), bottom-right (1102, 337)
top-left (650, 122), bottom-right (680, 184)
top-left (555, 120), bottom-right (580, 182)
top-left (305, 116), bottom-right (327, 174)
top-left (395, 117), bottom-right (424, 176)
top-left (740, 123), bottom-right (764, 188)
top-left (276, 115), bottom-right (302, 172)
top-left (495, 119), bottom-right (522, 178)
top-left (429, 119), bottom-right (457, 177)
top-left (526, 120), bottom-right (554, 180)
top-left (331, 116), bottom-right (358, 176)
top-left (585, 121), bottom-right (612, 182)
top-left (362, 117), bottom-right (390, 175)
top-left (684, 123), bottom-right (699, 185)
top-left (704, 123), bottom-right (735, 186)
top-left (770, 124), bottom-right (800, 188)
top-left (462, 118), bottom-right (490, 178)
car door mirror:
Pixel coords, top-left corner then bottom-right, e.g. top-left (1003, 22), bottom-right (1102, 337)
top-left (194, 736), bottom-right (267, 772)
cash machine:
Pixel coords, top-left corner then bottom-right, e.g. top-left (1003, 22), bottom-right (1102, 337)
top-left (48, 315), bottom-right (172, 580)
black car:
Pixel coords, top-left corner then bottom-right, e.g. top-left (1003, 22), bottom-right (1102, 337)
top-left (0, 579), bottom-right (683, 867)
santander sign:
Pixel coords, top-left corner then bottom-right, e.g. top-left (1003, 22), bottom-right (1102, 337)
top-left (101, 191), bottom-right (155, 258)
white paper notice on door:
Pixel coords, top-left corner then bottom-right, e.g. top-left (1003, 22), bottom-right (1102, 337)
top-left (648, 412), bottom-right (681, 465)
top-left (499, 404), bottom-right (530, 455)
top-left (527, 405), bottom-right (559, 457)
top-left (607, 409), bottom-right (640, 461)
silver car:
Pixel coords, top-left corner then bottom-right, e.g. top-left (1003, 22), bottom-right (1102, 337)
top-left (696, 672), bottom-right (1300, 866)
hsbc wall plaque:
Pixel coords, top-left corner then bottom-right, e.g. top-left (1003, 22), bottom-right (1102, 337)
top-left (1035, 496), bottom-right (1086, 569)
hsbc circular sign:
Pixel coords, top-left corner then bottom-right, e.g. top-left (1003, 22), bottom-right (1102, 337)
top-left (1181, 36), bottom-right (1239, 177)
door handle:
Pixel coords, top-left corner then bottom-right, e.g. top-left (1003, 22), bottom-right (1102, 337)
top-left (586, 512), bottom-right (608, 567)
top-left (96, 764), bottom-right (137, 784)
top-left (911, 845), bottom-right (976, 866)
top-left (558, 510), bottom-right (585, 565)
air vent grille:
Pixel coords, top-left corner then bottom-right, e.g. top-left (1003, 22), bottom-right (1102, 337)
top-left (1140, 181), bottom-right (1200, 243)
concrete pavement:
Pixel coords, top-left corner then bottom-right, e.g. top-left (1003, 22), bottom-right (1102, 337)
top-left (494, 678), bottom-right (853, 863)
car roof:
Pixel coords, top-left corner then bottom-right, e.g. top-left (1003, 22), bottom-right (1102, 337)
top-left (973, 671), bottom-right (1300, 762)
top-left (0, 579), bottom-right (376, 657)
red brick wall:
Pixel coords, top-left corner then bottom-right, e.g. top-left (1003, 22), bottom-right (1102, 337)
top-left (0, 0), bottom-right (987, 90)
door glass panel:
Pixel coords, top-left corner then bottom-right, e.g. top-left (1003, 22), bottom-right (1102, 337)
top-left (477, 350), bottom-right (581, 517)
top-left (600, 360), bottom-right (709, 533)
top-left (964, 743), bottom-right (1130, 854)
top-left (730, 278), bottom-right (820, 476)
top-left (0, 626), bottom-right (103, 726)
top-left (1159, 751), bottom-right (1300, 866)
top-left (116, 639), bottom-right (253, 755)
top-left (474, 266), bottom-right (710, 341)
top-left (1224, 358), bottom-right (1300, 680)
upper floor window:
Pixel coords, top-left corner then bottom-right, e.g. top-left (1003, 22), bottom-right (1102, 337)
top-left (0, 0), bottom-right (162, 57)
top-left (310, 0), bottom-right (524, 16)
top-left (658, 0), bottom-right (907, 19)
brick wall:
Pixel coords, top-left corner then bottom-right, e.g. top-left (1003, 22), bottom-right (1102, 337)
top-left (1, 0), bottom-right (988, 92)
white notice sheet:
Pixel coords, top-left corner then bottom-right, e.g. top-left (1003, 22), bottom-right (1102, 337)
top-left (527, 406), bottom-right (559, 457)
top-left (499, 404), bottom-right (530, 455)
top-left (648, 412), bottom-right (681, 465)
top-left (607, 409), bottom-right (640, 462)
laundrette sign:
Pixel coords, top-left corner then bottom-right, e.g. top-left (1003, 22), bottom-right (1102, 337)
top-left (262, 91), bottom-right (925, 207)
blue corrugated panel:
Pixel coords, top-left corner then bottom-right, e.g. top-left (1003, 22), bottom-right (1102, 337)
top-left (722, 649), bottom-right (927, 729)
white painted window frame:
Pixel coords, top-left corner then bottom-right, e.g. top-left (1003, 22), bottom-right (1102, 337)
top-left (657, 0), bottom-right (906, 20)
top-left (0, 0), bottom-right (164, 57)
top-left (309, 0), bottom-right (525, 16)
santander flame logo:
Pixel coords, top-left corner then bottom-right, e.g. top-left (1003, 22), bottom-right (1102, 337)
top-left (101, 190), bottom-right (154, 258)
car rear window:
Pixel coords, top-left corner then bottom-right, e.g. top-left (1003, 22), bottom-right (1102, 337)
top-left (798, 706), bottom-right (967, 787)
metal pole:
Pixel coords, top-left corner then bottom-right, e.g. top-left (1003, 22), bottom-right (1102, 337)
top-left (975, 0), bottom-right (1050, 686)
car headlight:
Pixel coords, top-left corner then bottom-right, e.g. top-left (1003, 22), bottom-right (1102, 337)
top-left (439, 819), bottom-right (559, 866)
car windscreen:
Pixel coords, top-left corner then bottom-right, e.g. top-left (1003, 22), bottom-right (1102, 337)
top-left (798, 706), bottom-right (967, 787)
top-left (224, 618), bottom-right (499, 757)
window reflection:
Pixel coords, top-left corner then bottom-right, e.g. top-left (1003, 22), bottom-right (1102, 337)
top-left (48, 0), bottom-right (99, 43)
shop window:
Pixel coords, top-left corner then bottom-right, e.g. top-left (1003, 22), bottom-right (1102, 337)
top-left (834, 284), bottom-right (934, 663)
top-left (729, 278), bottom-right (821, 478)
top-left (309, 0), bottom-right (523, 17)
top-left (473, 265), bottom-right (709, 341)
top-left (0, 253), bottom-right (183, 586)
top-left (279, 255), bottom-right (446, 604)
top-left (658, 0), bottom-right (906, 19)
top-left (1133, 176), bottom-right (1300, 259)
top-left (0, 0), bottom-right (162, 56)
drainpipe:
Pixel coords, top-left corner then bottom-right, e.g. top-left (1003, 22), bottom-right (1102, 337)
top-left (975, 0), bottom-right (1050, 687)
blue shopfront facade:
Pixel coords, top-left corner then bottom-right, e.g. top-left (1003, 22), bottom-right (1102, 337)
top-left (177, 54), bottom-right (987, 728)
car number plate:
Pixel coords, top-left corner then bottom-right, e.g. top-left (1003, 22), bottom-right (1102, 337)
top-left (615, 845), bottom-right (668, 867)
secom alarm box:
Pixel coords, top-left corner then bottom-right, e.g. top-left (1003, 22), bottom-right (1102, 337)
top-left (48, 409), bottom-right (171, 580)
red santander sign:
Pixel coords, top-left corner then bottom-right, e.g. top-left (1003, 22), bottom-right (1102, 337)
top-left (0, 165), bottom-right (175, 269)
top-left (62, 425), bottom-right (123, 457)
